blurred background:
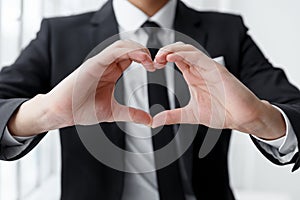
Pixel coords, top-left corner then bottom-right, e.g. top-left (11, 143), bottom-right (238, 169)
top-left (0, 0), bottom-right (299, 199)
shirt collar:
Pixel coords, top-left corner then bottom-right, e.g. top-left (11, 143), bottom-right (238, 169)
top-left (113, 0), bottom-right (177, 31)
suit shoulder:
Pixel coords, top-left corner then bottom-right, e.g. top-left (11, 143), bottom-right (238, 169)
top-left (194, 10), bottom-right (244, 27)
top-left (44, 11), bottom-right (95, 28)
top-left (188, 9), bottom-right (247, 35)
top-left (181, 3), bottom-right (245, 28)
top-left (198, 11), bottom-right (242, 21)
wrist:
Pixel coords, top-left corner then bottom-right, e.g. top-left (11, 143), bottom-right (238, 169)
top-left (8, 94), bottom-right (57, 136)
top-left (240, 100), bottom-right (286, 140)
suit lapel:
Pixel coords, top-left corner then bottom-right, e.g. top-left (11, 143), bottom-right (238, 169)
top-left (174, 1), bottom-right (208, 50)
top-left (90, 0), bottom-right (119, 45)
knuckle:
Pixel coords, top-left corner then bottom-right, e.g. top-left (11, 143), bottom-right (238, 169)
top-left (160, 46), bottom-right (172, 54)
top-left (84, 57), bottom-right (95, 65)
top-left (125, 39), bottom-right (138, 46)
top-left (139, 53), bottom-right (147, 60)
top-left (184, 44), bottom-right (194, 49)
top-left (166, 111), bottom-right (173, 123)
top-left (142, 47), bottom-right (149, 53)
top-left (130, 108), bottom-right (138, 121)
top-left (111, 40), bottom-right (125, 50)
top-left (176, 41), bottom-right (185, 45)
top-left (191, 51), bottom-right (199, 58)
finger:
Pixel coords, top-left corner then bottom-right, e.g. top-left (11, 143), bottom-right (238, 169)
top-left (167, 50), bottom-right (215, 73)
top-left (155, 42), bottom-right (212, 72)
top-left (114, 59), bottom-right (133, 81)
top-left (113, 40), bottom-right (153, 66)
top-left (127, 51), bottom-right (155, 72)
top-left (166, 54), bottom-right (190, 73)
top-left (152, 108), bottom-right (188, 128)
top-left (154, 42), bottom-right (196, 65)
top-left (107, 50), bottom-right (155, 72)
top-left (153, 62), bottom-right (166, 70)
top-left (89, 40), bottom-right (153, 70)
top-left (113, 103), bottom-right (152, 126)
top-left (154, 42), bottom-right (185, 65)
top-left (166, 51), bottom-right (197, 68)
top-left (101, 51), bottom-right (155, 79)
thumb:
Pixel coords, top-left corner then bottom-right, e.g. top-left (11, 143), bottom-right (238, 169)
top-left (152, 108), bottom-right (185, 128)
top-left (113, 103), bottom-right (152, 126)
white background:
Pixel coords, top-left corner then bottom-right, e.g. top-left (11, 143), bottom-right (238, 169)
top-left (0, 0), bottom-right (300, 200)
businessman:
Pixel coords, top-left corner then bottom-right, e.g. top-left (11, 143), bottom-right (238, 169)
top-left (1, 0), bottom-right (300, 199)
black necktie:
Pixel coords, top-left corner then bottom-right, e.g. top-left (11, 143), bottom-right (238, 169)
top-left (142, 21), bottom-right (185, 200)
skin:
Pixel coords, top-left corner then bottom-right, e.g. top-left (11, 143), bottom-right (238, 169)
top-left (8, 0), bottom-right (286, 140)
top-left (128, 0), bottom-right (169, 17)
top-left (152, 42), bottom-right (285, 139)
top-left (8, 40), bottom-right (155, 135)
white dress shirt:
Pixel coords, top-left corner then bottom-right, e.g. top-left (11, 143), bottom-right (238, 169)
top-left (1, 0), bottom-right (298, 199)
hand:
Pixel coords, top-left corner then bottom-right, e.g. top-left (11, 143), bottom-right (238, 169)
top-left (8, 40), bottom-right (155, 136)
top-left (152, 42), bottom-right (286, 140)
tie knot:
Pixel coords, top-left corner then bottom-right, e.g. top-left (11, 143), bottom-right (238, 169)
top-left (142, 20), bottom-right (160, 28)
top-left (142, 21), bottom-right (160, 36)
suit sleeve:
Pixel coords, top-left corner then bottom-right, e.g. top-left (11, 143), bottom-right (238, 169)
top-left (236, 17), bottom-right (300, 171)
top-left (0, 19), bottom-right (51, 161)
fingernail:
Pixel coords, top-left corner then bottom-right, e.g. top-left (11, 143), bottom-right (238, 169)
top-left (154, 63), bottom-right (165, 69)
top-left (144, 60), bottom-right (153, 65)
top-left (151, 121), bottom-right (162, 129)
top-left (148, 68), bottom-right (156, 72)
top-left (143, 62), bottom-right (156, 72)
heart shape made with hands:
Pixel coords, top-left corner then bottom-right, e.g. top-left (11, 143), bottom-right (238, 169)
top-left (96, 40), bottom-right (228, 130)
top-left (70, 40), bottom-right (284, 165)
top-left (71, 40), bottom-right (258, 132)
top-left (49, 38), bottom-right (280, 154)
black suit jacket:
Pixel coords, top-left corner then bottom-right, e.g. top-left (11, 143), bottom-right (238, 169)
top-left (1, 1), bottom-right (300, 200)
